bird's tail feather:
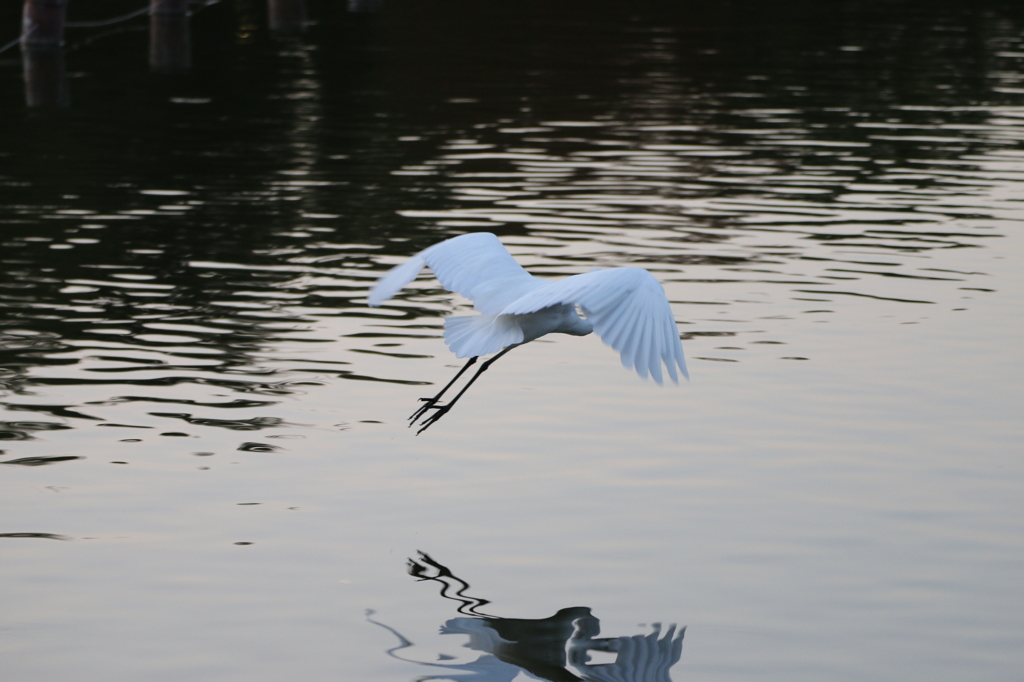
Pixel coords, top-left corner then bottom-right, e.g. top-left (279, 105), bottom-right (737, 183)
top-left (443, 314), bottom-right (523, 358)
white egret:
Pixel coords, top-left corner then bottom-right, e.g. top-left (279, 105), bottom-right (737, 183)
top-left (368, 232), bottom-right (687, 433)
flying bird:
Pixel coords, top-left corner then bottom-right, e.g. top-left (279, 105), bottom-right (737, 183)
top-left (368, 232), bottom-right (687, 433)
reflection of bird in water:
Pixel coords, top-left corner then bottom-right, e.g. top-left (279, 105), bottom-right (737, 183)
top-left (366, 552), bottom-right (685, 682)
top-left (567, 620), bottom-right (685, 682)
top-left (367, 232), bottom-right (688, 434)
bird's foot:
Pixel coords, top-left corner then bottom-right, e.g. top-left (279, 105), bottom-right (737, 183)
top-left (413, 403), bottom-right (451, 435)
top-left (408, 397), bottom-right (440, 425)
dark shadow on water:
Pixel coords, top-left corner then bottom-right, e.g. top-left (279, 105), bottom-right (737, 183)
top-left (0, 532), bottom-right (69, 540)
top-left (367, 551), bottom-right (686, 682)
top-left (0, 455), bottom-right (82, 466)
top-left (146, 412), bottom-right (291, 430)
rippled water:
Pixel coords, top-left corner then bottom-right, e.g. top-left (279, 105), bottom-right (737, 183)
top-left (2, 1), bottom-right (1023, 681)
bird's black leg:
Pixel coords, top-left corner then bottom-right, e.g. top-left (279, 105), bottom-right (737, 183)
top-left (408, 356), bottom-right (478, 425)
top-left (414, 345), bottom-right (517, 435)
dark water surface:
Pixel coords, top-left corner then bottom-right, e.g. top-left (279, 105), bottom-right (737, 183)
top-left (2, 1), bottom-right (1023, 681)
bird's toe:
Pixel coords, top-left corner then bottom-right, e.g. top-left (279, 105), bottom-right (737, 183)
top-left (414, 404), bottom-right (450, 435)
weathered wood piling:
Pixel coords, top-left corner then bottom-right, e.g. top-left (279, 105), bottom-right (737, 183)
top-left (18, 0), bottom-right (317, 106)
top-left (21, 0), bottom-right (69, 106)
top-left (150, 0), bottom-right (191, 72)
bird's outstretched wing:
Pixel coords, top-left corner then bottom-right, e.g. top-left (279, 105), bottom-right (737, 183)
top-left (367, 232), bottom-right (543, 315)
top-left (500, 267), bottom-right (688, 384)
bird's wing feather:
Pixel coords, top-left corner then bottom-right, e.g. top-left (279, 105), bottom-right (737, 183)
top-left (367, 232), bottom-right (543, 315)
top-left (500, 267), bottom-right (688, 384)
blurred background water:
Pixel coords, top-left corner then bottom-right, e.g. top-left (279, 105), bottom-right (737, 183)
top-left (1, 1), bottom-right (1023, 680)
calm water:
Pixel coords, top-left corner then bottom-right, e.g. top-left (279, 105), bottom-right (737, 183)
top-left (2, 1), bottom-right (1023, 680)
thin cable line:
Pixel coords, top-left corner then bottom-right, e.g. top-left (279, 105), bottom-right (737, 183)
top-left (0, 1), bottom-right (221, 59)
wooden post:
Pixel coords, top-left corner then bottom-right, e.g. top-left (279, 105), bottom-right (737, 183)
top-left (268, 0), bottom-right (307, 35)
top-left (21, 0), bottom-right (69, 106)
top-left (21, 0), bottom-right (67, 48)
top-left (150, 0), bottom-right (191, 72)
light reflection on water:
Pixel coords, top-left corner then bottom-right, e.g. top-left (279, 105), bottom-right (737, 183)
top-left (2, 1), bottom-right (1024, 681)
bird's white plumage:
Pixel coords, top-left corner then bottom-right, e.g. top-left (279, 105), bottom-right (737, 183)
top-left (368, 233), bottom-right (544, 314)
top-left (368, 232), bottom-right (688, 384)
top-left (500, 268), bottom-right (688, 383)
top-left (442, 312), bottom-right (524, 358)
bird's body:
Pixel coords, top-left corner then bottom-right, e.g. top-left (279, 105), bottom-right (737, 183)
top-left (442, 301), bottom-right (593, 358)
top-left (368, 232), bottom-right (687, 432)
